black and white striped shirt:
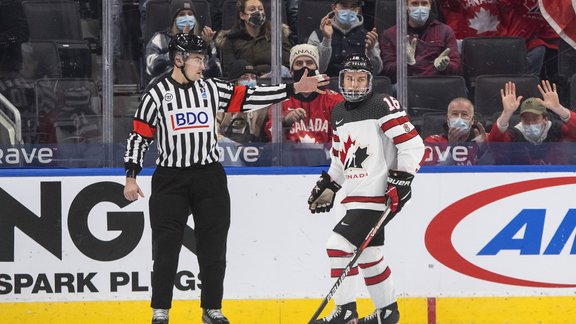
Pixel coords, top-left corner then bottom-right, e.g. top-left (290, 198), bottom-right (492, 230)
top-left (124, 75), bottom-right (292, 175)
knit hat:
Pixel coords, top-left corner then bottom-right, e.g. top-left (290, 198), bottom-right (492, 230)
top-left (289, 44), bottom-right (320, 70)
top-left (170, 0), bottom-right (195, 23)
top-left (520, 98), bottom-right (546, 115)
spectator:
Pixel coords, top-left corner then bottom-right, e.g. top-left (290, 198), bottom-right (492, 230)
top-left (498, 0), bottom-right (559, 76)
top-left (265, 44), bottom-right (344, 144)
top-left (380, 0), bottom-right (460, 84)
top-left (217, 59), bottom-right (268, 144)
top-left (436, 0), bottom-right (502, 52)
top-left (489, 80), bottom-right (576, 165)
top-left (215, 0), bottom-right (292, 77)
top-left (307, 0), bottom-right (382, 77)
top-left (422, 97), bottom-right (491, 166)
top-left (145, 0), bottom-right (219, 80)
top-left (0, 0), bottom-right (29, 79)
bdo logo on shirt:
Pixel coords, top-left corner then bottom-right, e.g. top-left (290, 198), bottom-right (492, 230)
top-left (168, 107), bottom-right (214, 133)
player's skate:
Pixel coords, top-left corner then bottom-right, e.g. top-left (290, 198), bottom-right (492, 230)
top-left (359, 302), bottom-right (399, 324)
top-left (202, 308), bottom-right (230, 324)
top-left (151, 308), bottom-right (169, 324)
top-left (315, 301), bottom-right (358, 323)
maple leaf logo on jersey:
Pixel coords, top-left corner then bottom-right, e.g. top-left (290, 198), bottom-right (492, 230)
top-left (339, 135), bottom-right (370, 170)
top-left (469, 8), bottom-right (499, 34)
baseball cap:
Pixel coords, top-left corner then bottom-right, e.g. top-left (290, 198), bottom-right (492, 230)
top-left (228, 59), bottom-right (257, 81)
top-left (333, 0), bottom-right (363, 5)
top-left (519, 98), bottom-right (546, 115)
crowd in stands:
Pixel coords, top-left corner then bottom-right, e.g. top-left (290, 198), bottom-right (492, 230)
top-left (0, 0), bottom-right (575, 166)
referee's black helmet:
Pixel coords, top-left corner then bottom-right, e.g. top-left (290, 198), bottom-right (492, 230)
top-left (169, 33), bottom-right (208, 62)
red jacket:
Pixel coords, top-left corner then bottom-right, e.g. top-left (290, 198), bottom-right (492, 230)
top-left (265, 90), bottom-right (344, 143)
top-left (488, 111), bottom-right (576, 165)
top-left (437, 0), bottom-right (503, 39)
top-left (380, 19), bottom-right (461, 82)
top-left (498, 0), bottom-right (559, 50)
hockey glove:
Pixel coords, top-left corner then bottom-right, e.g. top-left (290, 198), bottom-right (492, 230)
top-left (308, 171), bottom-right (342, 214)
top-left (385, 170), bottom-right (415, 214)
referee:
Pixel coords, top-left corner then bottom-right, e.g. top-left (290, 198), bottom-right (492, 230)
top-left (123, 33), bottom-right (327, 324)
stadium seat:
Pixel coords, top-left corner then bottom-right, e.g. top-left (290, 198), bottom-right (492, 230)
top-left (297, 0), bottom-right (332, 43)
top-left (461, 37), bottom-right (528, 88)
top-left (22, 0), bottom-right (83, 41)
top-left (373, 0), bottom-right (396, 34)
top-left (143, 0), bottom-right (170, 43)
top-left (406, 75), bottom-right (468, 118)
top-left (473, 74), bottom-right (540, 126)
top-left (22, 0), bottom-right (92, 78)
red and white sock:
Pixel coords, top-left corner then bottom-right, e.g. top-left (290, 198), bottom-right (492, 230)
top-left (358, 246), bottom-right (396, 309)
top-left (326, 233), bottom-right (358, 305)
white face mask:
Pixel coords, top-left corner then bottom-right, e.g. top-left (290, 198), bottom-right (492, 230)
top-left (523, 123), bottom-right (543, 141)
top-left (449, 117), bottom-right (470, 132)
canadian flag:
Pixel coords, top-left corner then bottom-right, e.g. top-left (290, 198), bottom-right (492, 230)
top-left (539, 0), bottom-right (576, 48)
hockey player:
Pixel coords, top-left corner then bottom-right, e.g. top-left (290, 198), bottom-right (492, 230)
top-left (123, 33), bottom-right (328, 324)
top-left (307, 54), bottom-right (424, 323)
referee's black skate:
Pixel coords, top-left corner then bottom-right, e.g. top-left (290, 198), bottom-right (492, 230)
top-left (359, 302), bottom-right (399, 324)
top-left (314, 302), bottom-right (358, 323)
top-left (151, 308), bottom-right (169, 324)
top-left (202, 309), bottom-right (230, 324)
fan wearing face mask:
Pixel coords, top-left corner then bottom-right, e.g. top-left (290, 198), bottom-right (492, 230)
top-left (422, 97), bottom-right (492, 166)
top-left (488, 80), bottom-right (576, 165)
top-left (145, 0), bottom-right (218, 81)
top-left (379, 0), bottom-right (460, 84)
top-left (307, 0), bottom-right (382, 77)
top-left (216, 0), bottom-right (292, 78)
top-left (264, 44), bottom-right (343, 144)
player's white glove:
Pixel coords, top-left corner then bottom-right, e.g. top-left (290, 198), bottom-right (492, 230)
top-left (406, 37), bottom-right (417, 66)
top-left (433, 48), bottom-right (450, 71)
top-left (308, 171), bottom-right (341, 213)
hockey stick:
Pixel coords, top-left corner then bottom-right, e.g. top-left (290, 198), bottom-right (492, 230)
top-left (308, 204), bottom-right (393, 324)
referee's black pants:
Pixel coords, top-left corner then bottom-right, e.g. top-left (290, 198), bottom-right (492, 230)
top-left (149, 163), bottom-right (231, 310)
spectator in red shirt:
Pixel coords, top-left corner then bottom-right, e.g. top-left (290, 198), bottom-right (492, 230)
top-left (422, 97), bottom-right (490, 165)
top-left (265, 44), bottom-right (344, 144)
top-left (489, 80), bottom-right (576, 165)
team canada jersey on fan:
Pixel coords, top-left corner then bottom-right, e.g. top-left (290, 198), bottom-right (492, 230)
top-left (327, 93), bottom-right (424, 211)
top-left (124, 76), bottom-right (288, 171)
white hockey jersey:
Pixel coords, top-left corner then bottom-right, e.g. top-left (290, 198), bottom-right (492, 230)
top-left (328, 93), bottom-right (425, 211)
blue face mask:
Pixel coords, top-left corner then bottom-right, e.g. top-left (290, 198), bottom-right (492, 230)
top-left (238, 79), bottom-right (257, 87)
top-left (523, 123), bottom-right (543, 141)
top-left (409, 6), bottom-right (430, 26)
top-left (176, 15), bottom-right (196, 32)
top-left (449, 117), bottom-right (470, 132)
top-left (337, 9), bottom-right (358, 25)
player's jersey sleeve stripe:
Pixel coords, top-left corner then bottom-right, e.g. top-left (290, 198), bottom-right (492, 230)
top-left (393, 128), bottom-right (420, 145)
top-left (227, 85), bottom-right (247, 113)
top-left (133, 119), bottom-right (156, 139)
top-left (380, 114), bottom-right (410, 132)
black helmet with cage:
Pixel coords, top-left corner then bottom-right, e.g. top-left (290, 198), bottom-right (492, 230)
top-left (168, 33), bottom-right (208, 63)
top-left (338, 53), bottom-right (373, 102)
